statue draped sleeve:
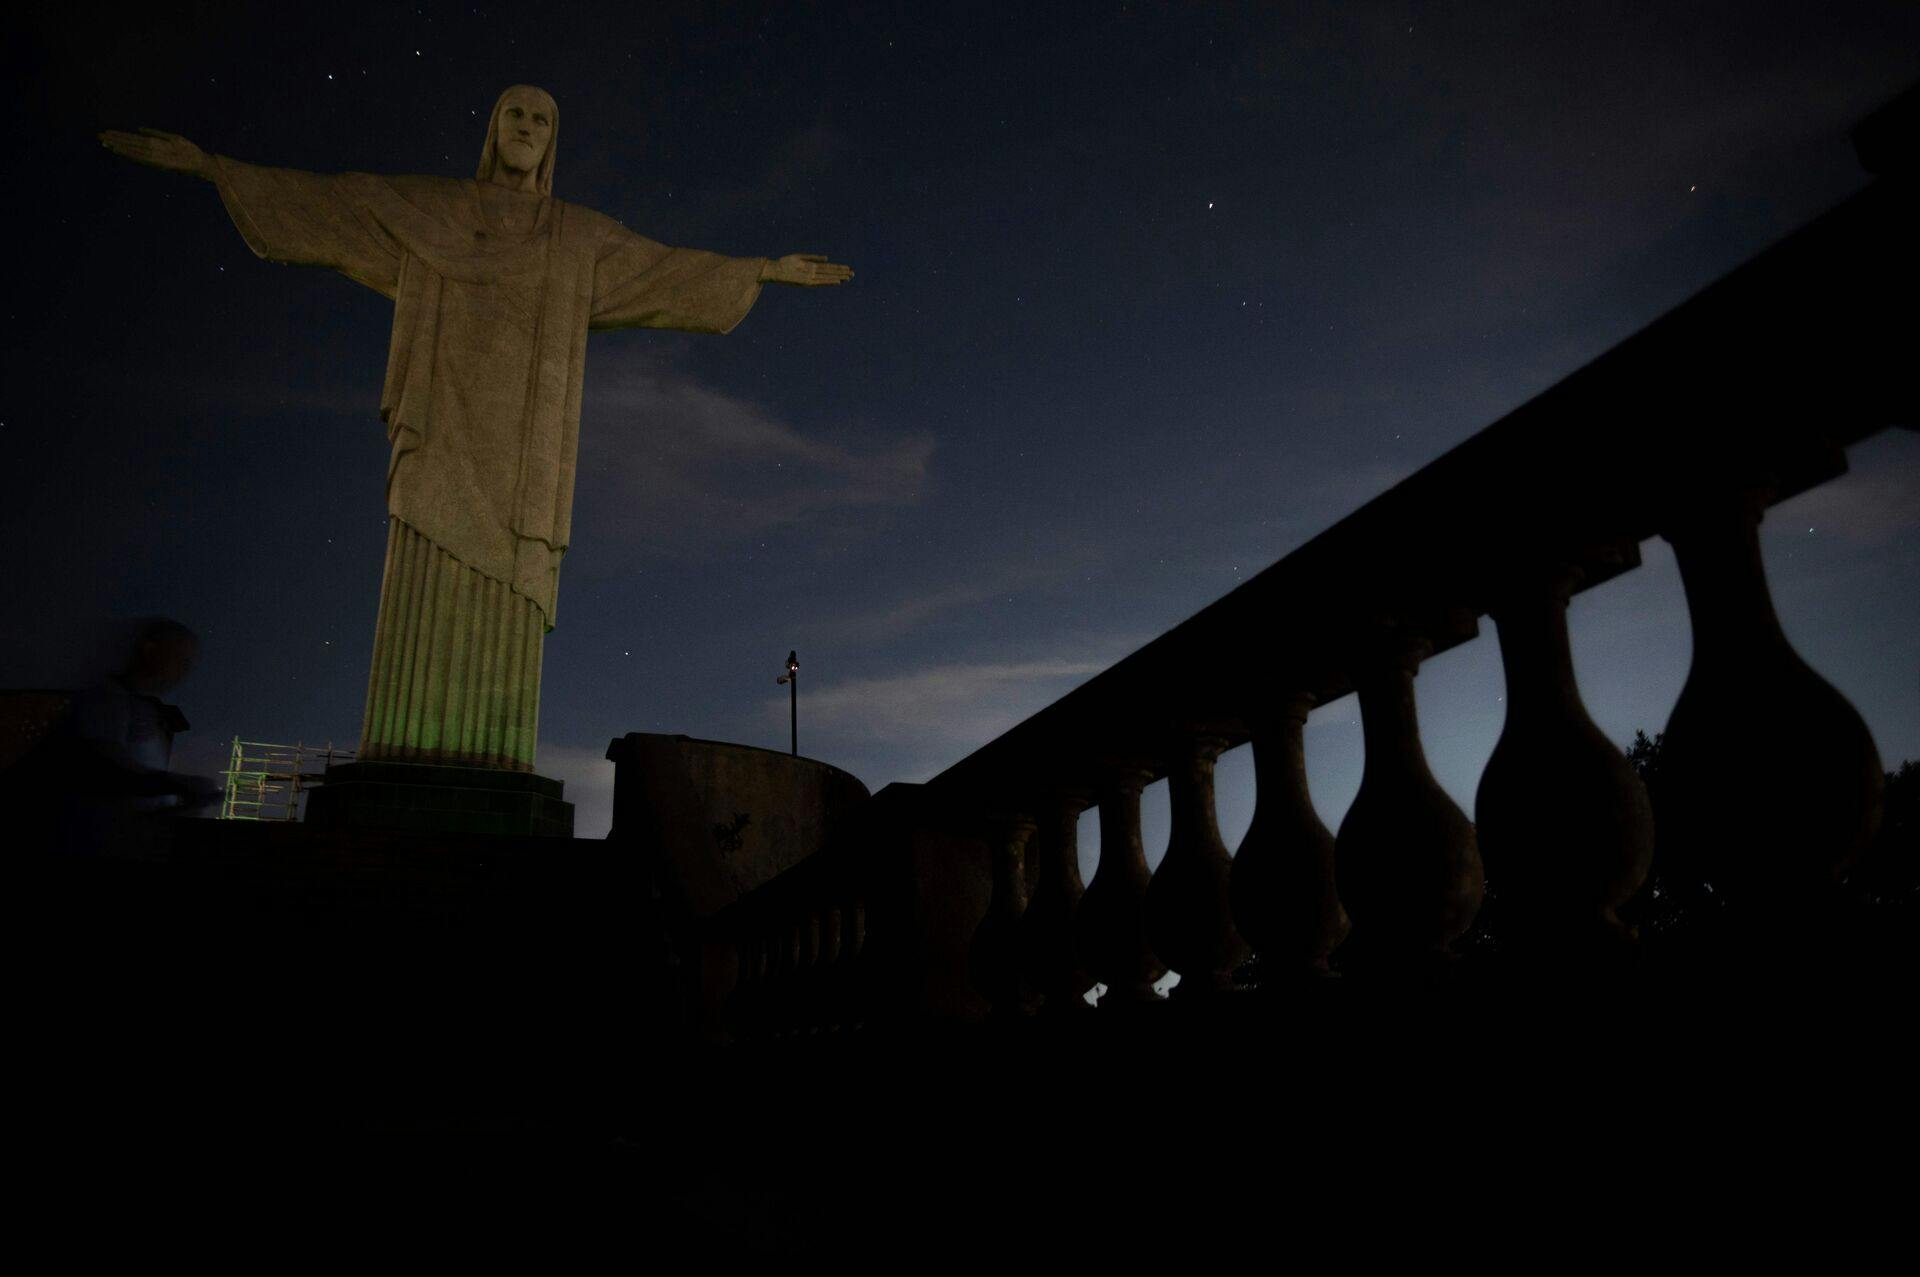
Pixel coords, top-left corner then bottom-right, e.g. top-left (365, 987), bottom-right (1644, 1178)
top-left (590, 224), bottom-right (767, 334)
top-left (209, 156), bottom-right (404, 298)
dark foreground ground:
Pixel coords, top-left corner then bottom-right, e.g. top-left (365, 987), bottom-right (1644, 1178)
top-left (17, 820), bottom-right (1915, 1259)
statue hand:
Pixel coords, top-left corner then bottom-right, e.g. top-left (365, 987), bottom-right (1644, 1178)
top-left (99, 128), bottom-right (211, 178)
top-left (761, 253), bottom-right (853, 287)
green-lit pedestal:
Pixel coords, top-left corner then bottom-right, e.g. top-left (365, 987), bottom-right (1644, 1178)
top-left (304, 760), bottom-right (574, 839)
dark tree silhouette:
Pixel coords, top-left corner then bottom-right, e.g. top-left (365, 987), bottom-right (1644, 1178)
top-left (1617, 729), bottom-right (1705, 937)
top-left (1620, 728), bottom-right (1913, 950)
top-left (1852, 758), bottom-right (1918, 908)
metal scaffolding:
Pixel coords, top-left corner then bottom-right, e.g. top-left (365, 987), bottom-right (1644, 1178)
top-left (219, 738), bottom-right (354, 821)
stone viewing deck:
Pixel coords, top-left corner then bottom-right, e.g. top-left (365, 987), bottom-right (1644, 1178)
top-left (19, 814), bottom-right (1911, 1253)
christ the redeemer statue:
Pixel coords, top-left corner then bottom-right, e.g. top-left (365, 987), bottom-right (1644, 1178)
top-left (102, 85), bottom-right (851, 773)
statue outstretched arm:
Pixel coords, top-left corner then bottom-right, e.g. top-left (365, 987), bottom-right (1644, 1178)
top-left (100, 128), bottom-right (403, 299)
top-left (590, 223), bottom-right (764, 334)
top-left (590, 223), bottom-right (852, 334)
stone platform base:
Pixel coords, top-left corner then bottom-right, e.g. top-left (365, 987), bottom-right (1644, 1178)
top-left (304, 760), bottom-right (574, 838)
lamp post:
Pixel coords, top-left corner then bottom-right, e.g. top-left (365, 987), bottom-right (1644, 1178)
top-left (775, 650), bottom-right (799, 756)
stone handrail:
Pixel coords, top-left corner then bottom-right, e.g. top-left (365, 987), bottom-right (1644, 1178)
top-left (711, 87), bottom-right (1915, 1037)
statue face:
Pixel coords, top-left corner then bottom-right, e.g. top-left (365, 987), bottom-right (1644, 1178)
top-left (493, 88), bottom-right (554, 178)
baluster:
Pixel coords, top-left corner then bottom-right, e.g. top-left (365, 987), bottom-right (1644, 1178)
top-left (845, 895), bottom-right (868, 1030)
top-left (799, 909), bottom-right (824, 1033)
top-left (846, 896), bottom-right (867, 959)
top-left (812, 904), bottom-right (845, 1032)
top-left (969, 814), bottom-right (1040, 1018)
top-left (754, 923), bottom-right (778, 1040)
top-left (754, 931), bottom-right (775, 1033)
top-left (1077, 764), bottom-right (1167, 1007)
top-left (774, 917), bottom-right (802, 1037)
top-left (1230, 693), bottom-right (1350, 978)
top-left (1145, 733), bottom-right (1248, 996)
top-left (1477, 566), bottom-right (1653, 958)
top-left (1658, 489), bottom-right (1883, 913)
top-left (1334, 631), bottom-right (1483, 968)
top-left (1016, 788), bottom-right (1096, 1015)
top-left (727, 934), bottom-right (762, 1041)
top-left (820, 904), bottom-right (843, 967)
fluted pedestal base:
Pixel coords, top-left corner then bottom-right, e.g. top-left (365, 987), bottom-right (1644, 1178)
top-left (360, 518), bottom-right (547, 773)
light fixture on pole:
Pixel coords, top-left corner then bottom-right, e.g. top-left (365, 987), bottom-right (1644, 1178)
top-left (775, 650), bottom-right (799, 756)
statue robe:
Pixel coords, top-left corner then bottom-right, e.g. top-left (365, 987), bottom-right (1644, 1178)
top-left (210, 157), bottom-right (766, 769)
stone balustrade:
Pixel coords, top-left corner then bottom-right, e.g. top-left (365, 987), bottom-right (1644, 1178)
top-left (707, 89), bottom-right (1914, 1036)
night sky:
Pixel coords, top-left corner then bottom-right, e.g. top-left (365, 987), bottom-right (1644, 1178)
top-left (7, 2), bottom-right (1917, 857)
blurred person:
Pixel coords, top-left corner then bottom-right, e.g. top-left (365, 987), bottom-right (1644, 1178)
top-left (6, 618), bottom-right (221, 856)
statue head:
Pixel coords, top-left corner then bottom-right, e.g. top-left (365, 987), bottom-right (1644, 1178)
top-left (477, 84), bottom-right (558, 194)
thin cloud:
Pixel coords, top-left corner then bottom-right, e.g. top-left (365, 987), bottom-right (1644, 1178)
top-left (807, 580), bottom-right (1016, 645)
top-left (580, 363), bottom-right (933, 559)
top-left (811, 558), bottom-right (1096, 645)
top-left (1767, 440), bottom-right (1920, 548)
top-left (792, 628), bottom-right (1196, 787)
top-left (791, 657), bottom-right (1111, 766)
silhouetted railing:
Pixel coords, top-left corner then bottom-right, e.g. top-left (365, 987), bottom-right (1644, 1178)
top-left (719, 785), bottom-right (991, 1037)
top-left (220, 737), bottom-right (355, 821)
top-left (711, 88), bottom-right (1916, 1040)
